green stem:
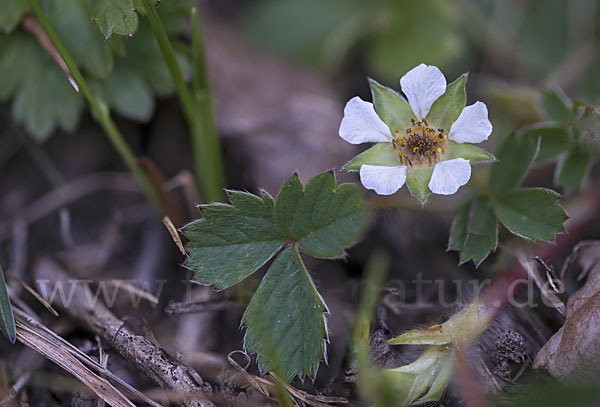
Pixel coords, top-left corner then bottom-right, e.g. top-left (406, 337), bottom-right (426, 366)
top-left (142, 0), bottom-right (225, 202)
top-left (26, 0), bottom-right (162, 212)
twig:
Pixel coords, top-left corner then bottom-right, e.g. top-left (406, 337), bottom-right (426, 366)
top-left (34, 258), bottom-right (215, 407)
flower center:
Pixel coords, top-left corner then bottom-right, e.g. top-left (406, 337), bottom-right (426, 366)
top-left (391, 118), bottom-right (447, 167)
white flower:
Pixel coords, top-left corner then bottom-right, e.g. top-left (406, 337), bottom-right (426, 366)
top-left (339, 64), bottom-right (492, 196)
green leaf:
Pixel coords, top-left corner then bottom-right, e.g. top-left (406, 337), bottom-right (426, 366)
top-left (242, 246), bottom-right (327, 381)
top-left (494, 188), bottom-right (567, 241)
top-left (406, 166), bottom-right (433, 204)
top-left (539, 88), bottom-right (573, 122)
top-left (12, 50), bottom-right (83, 140)
top-left (0, 33), bottom-right (36, 100)
top-left (518, 122), bottom-right (571, 163)
top-left (45, 0), bottom-right (113, 79)
top-left (274, 171), bottom-right (367, 258)
top-left (368, 78), bottom-right (413, 131)
top-left (489, 134), bottom-right (540, 195)
top-left (573, 105), bottom-right (600, 146)
top-left (443, 140), bottom-right (495, 164)
top-left (0, 0), bottom-right (30, 33)
top-left (132, 0), bottom-right (159, 15)
top-left (0, 267), bottom-right (16, 344)
top-left (427, 73), bottom-right (467, 132)
top-left (448, 197), bottom-right (498, 266)
top-left (184, 191), bottom-right (286, 290)
top-left (344, 142), bottom-right (399, 171)
top-left (555, 149), bottom-right (593, 192)
top-left (101, 61), bottom-right (154, 121)
top-left (91, 0), bottom-right (139, 39)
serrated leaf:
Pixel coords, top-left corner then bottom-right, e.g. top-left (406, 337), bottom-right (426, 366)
top-left (0, 267), bottom-right (16, 344)
top-left (101, 61), bottom-right (154, 121)
top-left (448, 197), bottom-right (498, 266)
top-left (369, 78), bottom-right (413, 131)
top-left (45, 0), bottom-right (113, 79)
top-left (406, 166), bottom-right (433, 204)
top-left (0, 0), bottom-right (30, 33)
top-left (443, 140), bottom-right (495, 164)
top-left (494, 188), bottom-right (567, 241)
top-left (489, 134), bottom-right (540, 195)
top-left (555, 149), bottom-right (592, 192)
top-left (242, 246), bottom-right (327, 381)
top-left (539, 88), bottom-right (572, 122)
top-left (274, 171), bottom-right (367, 258)
top-left (344, 142), bottom-right (399, 171)
top-left (91, 0), bottom-right (139, 39)
top-left (427, 73), bottom-right (467, 132)
top-left (183, 191), bottom-right (286, 290)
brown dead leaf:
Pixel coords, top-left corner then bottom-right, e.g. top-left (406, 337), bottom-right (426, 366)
top-left (534, 241), bottom-right (600, 383)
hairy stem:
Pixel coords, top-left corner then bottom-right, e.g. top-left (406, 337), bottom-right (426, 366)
top-left (26, 0), bottom-right (162, 212)
top-left (142, 0), bottom-right (225, 202)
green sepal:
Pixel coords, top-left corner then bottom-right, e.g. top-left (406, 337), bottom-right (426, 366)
top-left (539, 88), bottom-right (573, 122)
top-left (344, 142), bottom-right (399, 171)
top-left (274, 171), bottom-right (367, 258)
top-left (489, 133), bottom-right (540, 196)
top-left (91, 0), bottom-right (139, 39)
top-left (0, 267), bottom-right (16, 344)
top-left (443, 140), bottom-right (495, 164)
top-left (449, 197), bottom-right (498, 267)
top-left (555, 149), bottom-right (593, 192)
top-left (427, 73), bottom-right (467, 132)
top-left (368, 78), bottom-right (413, 131)
top-left (494, 188), bottom-right (567, 241)
top-left (242, 246), bottom-right (327, 381)
top-left (406, 166), bottom-right (433, 204)
top-left (183, 190), bottom-right (286, 290)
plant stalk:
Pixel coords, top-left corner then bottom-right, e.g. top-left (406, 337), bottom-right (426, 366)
top-left (26, 0), bottom-right (162, 212)
top-left (142, 0), bottom-right (225, 202)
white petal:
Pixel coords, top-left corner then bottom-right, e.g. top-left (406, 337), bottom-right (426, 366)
top-left (400, 64), bottom-right (446, 119)
top-left (339, 97), bottom-right (392, 144)
top-left (428, 158), bottom-right (472, 195)
top-left (448, 101), bottom-right (492, 144)
top-left (359, 165), bottom-right (407, 195)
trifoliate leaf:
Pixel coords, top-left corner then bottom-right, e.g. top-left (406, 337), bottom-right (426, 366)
top-left (242, 246), bottom-right (327, 381)
top-left (344, 142), bottom-right (399, 171)
top-left (494, 188), bottom-right (567, 241)
top-left (555, 149), bottom-right (592, 192)
top-left (45, 0), bottom-right (113, 79)
top-left (274, 171), bottom-right (367, 258)
top-left (443, 140), bottom-right (495, 164)
top-left (539, 87), bottom-right (573, 122)
top-left (91, 0), bottom-right (139, 39)
top-left (449, 197), bottom-right (498, 267)
top-left (489, 133), bottom-right (540, 196)
top-left (183, 190), bottom-right (286, 290)
top-left (427, 73), bottom-right (467, 132)
top-left (406, 166), bottom-right (433, 204)
top-left (0, 0), bottom-right (30, 33)
top-left (0, 267), bottom-right (16, 344)
top-left (101, 60), bottom-right (154, 121)
top-left (369, 78), bottom-right (413, 131)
